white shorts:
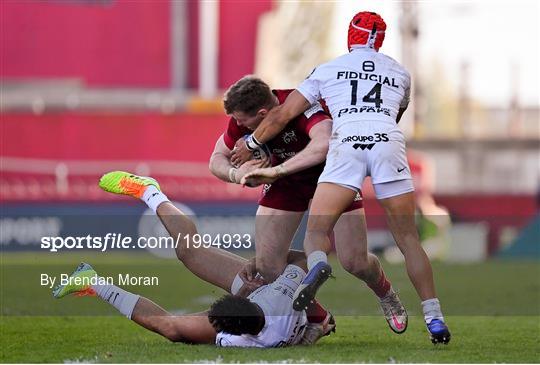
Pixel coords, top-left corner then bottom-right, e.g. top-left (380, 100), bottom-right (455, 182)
top-left (318, 125), bottom-right (414, 199)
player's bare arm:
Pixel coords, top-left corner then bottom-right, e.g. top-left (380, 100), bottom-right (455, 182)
top-left (209, 134), bottom-right (269, 183)
top-left (232, 90), bottom-right (312, 165)
top-left (241, 120), bottom-right (332, 187)
top-left (253, 90), bottom-right (312, 143)
top-left (209, 135), bottom-right (235, 181)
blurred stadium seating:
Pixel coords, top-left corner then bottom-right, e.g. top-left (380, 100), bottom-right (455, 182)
top-left (1, 1), bottom-right (538, 259)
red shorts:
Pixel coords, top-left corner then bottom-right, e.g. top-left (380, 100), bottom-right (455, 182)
top-left (258, 176), bottom-right (363, 212)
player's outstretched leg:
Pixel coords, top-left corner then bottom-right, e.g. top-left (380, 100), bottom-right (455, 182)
top-left (334, 209), bottom-right (408, 333)
top-left (99, 171), bottom-right (250, 293)
top-left (53, 262), bottom-right (140, 321)
top-left (378, 190), bottom-right (451, 344)
top-left (292, 183), bottom-right (357, 311)
top-left (54, 263), bottom-right (215, 344)
top-left (292, 211), bottom-right (334, 312)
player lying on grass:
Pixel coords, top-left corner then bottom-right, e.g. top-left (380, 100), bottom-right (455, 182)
top-left (209, 76), bottom-right (407, 334)
top-left (53, 171), bottom-right (334, 347)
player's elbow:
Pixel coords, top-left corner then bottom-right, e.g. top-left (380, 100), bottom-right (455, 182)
top-left (208, 155), bottom-right (219, 176)
top-left (208, 155), bottom-right (226, 181)
top-left (312, 141), bottom-right (329, 163)
top-left (318, 141), bottom-right (329, 156)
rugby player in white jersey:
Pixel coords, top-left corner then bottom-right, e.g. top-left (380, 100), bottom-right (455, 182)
top-left (235, 11), bottom-right (451, 344)
top-left (53, 172), bottom-right (318, 347)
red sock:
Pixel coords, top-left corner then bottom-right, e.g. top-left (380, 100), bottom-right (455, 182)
top-left (306, 299), bottom-right (328, 324)
top-left (367, 269), bottom-right (391, 298)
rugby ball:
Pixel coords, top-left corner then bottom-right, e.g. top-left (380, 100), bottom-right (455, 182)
top-left (243, 134), bottom-right (271, 160)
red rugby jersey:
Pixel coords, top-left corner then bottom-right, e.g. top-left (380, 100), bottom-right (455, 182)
top-left (223, 89), bottom-right (330, 186)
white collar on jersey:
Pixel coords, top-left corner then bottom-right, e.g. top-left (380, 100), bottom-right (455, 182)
top-left (350, 44), bottom-right (377, 51)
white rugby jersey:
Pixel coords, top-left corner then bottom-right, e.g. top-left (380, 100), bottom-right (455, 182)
top-left (215, 265), bottom-right (307, 348)
top-left (297, 47), bottom-right (410, 133)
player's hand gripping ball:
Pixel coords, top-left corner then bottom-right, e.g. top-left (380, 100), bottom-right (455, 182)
top-left (244, 134), bottom-right (271, 161)
top-left (231, 135), bottom-right (271, 167)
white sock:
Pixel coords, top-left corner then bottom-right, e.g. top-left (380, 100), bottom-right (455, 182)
top-left (422, 298), bottom-right (444, 324)
top-left (307, 251), bottom-right (327, 271)
top-left (230, 273), bottom-right (264, 295)
top-left (91, 280), bottom-right (140, 319)
top-left (230, 274), bottom-right (244, 295)
top-left (141, 185), bottom-right (169, 213)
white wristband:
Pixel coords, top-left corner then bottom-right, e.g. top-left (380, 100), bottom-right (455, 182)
top-left (245, 134), bottom-right (262, 151)
top-left (275, 164), bottom-right (287, 177)
top-left (228, 168), bottom-right (238, 183)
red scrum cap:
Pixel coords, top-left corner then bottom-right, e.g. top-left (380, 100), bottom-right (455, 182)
top-left (348, 11), bottom-right (387, 52)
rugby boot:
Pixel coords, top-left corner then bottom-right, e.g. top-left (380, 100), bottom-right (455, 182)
top-left (300, 312), bottom-right (336, 345)
top-left (379, 289), bottom-right (408, 334)
top-left (99, 171), bottom-right (160, 198)
top-left (427, 319), bottom-right (451, 344)
top-left (53, 263), bottom-right (97, 298)
top-left (293, 262), bottom-right (332, 311)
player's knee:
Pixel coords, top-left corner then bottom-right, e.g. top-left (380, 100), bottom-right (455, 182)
top-left (306, 227), bottom-right (330, 238)
top-left (339, 254), bottom-right (370, 278)
top-left (175, 241), bottom-right (194, 263)
top-left (257, 257), bottom-right (283, 282)
top-left (175, 243), bottom-right (187, 262)
top-left (394, 233), bottom-right (422, 252)
top-left (175, 223), bottom-right (197, 262)
top-left (304, 227), bottom-right (331, 247)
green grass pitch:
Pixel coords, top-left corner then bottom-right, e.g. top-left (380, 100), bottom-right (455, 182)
top-left (1, 252), bottom-right (539, 363)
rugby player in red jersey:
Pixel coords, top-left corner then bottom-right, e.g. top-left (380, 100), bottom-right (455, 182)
top-left (209, 76), bottom-right (408, 338)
